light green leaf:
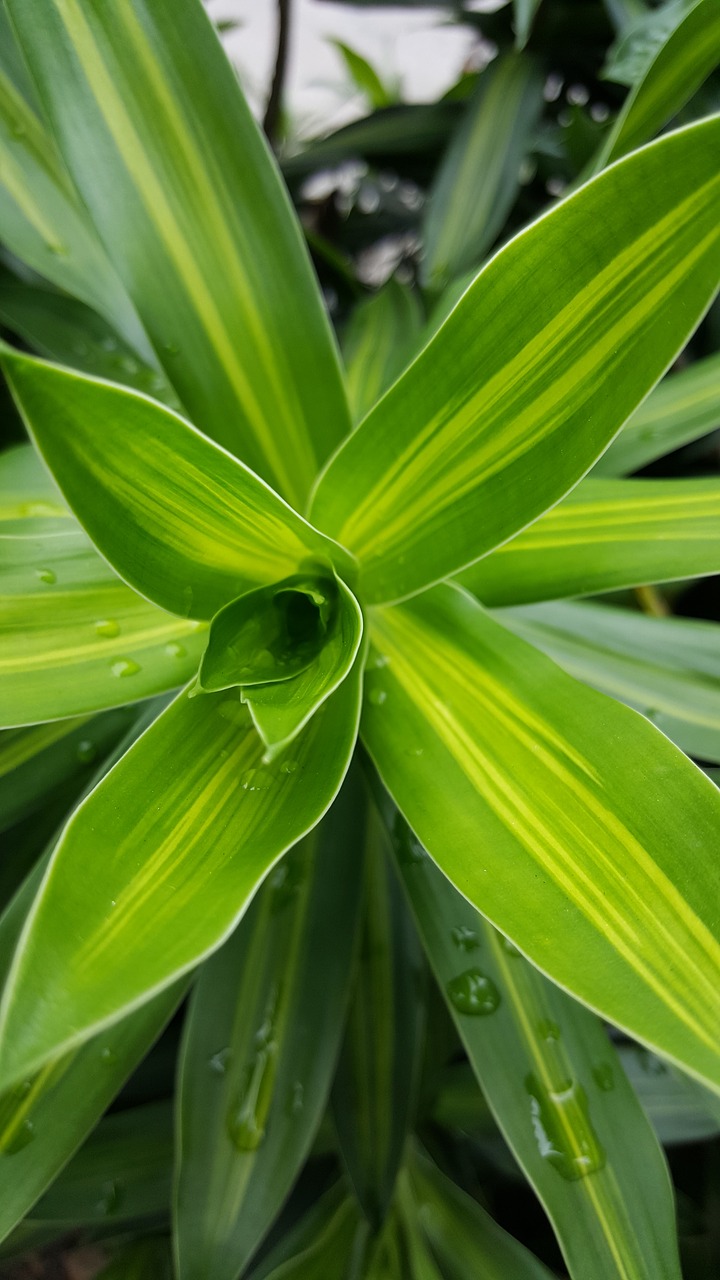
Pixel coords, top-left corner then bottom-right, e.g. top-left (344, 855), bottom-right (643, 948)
top-left (0, 709), bottom-right (135, 832)
top-left (333, 41), bottom-right (394, 109)
top-left (462, 477), bottom-right (720, 605)
top-left (404, 1153), bottom-right (555, 1279)
top-left (361, 584), bottom-right (720, 1092)
top-left (332, 807), bottom-right (425, 1230)
top-left (342, 281), bottom-right (424, 425)
top-left (0, 654), bottom-right (363, 1087)
top-left (388, 808), bottom-right (681, 1280)
top-left (0, 350), bottom-right (353, 620)
top-left (422, 54), bottom-right (544, 291)
top-left (174, 773), bottom-right (365, 1280)
top-left (0, 981), bottom-right (186, 1244)
top-left (595, 0), bottom-right (720, 170)
top-left (514, 0), bottom-right (544, 48)
top-left (311, 118), bottom-right (720, 605)
top-left (7, 0), bottom-right (351, 505)
top-left (500, 600), bottom-right (720, 763)
top-left (0, 524), bottom-right (206, 727)
top-left (0, 275), bottom-right (178, 406)
top-left (594, 351), bottom-right (720, 476)
top-left (0, 67), bottom-right (152, 360)
top-left (0, 443), bottom-right (67, 525)
top-left (603, 0), bottom-right (699, 87)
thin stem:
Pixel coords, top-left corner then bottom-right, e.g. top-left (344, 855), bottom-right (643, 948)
top-left (263, 0), bottom-right (291, 148)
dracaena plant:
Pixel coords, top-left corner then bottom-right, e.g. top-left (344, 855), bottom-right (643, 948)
top-left (1, 0), bottom-right (720, 1276)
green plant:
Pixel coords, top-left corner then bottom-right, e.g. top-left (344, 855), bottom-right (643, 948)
top-left (0, 0), bottom-right (719, 1276)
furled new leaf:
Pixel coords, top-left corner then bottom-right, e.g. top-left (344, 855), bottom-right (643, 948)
top-left (6, 0), bottom-right (351, 503)
top-left (362, 584), bottom-right (720, 1091)
top-left (311, 118), bottom-right (720, 604)
top-left (0, 349), bottom-right (353, 620)
top-left (0, 654), bottom-right (363, 1087)
top-left (462, 477), bottom-right (720, 605)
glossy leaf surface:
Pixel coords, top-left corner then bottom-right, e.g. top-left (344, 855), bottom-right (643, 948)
top-left (174, 775), bottom-right (365, 1280)
top-left (6, 0), bottom-right (351, 504)
top-left (311, 118), bottom-right (720, 604)
top-left (422, 54), bottom-right (543, 290)
top-left (594, 351), bottom-right (720, 476)
top-left (0, 524), bottom-right (206, 727)
top-left (0, 656), bottom-right (363, 1086)
top-left (501, 600), bottom-right (720, 763)
top-left (0, 443), bottom-right (67, 525)
top-left (596, 0), bottom-right (720, 170)
top-left (332, 809), bottom-right (425, 1229)
top-left (1, 349), bottom-right (351, 620)
top-left (0, 66), bottom-right (150, 358)
top-left (342, 281), bottom-right (424, 425)
top-left (463, 477), bottom-right (720, 605)
top-left (390, 813), bottom-right (681, 1280)
top-left (362, 585), bottom-right (720, 1090)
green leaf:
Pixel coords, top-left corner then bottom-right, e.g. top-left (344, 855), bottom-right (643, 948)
top-left (361, 584), bottom-right (720, 1092)
top-left (462, 477), bottom-right (720, 605)
top-left (332, 808), bottom-right (425, 1230)
top-left (0, 654), bottom-right (363, 1086)
top-left (404, 1153), bottom-right (555, 1279)
top-left (422, 54), bottom-right (544, 291)
top-left (0, 350), bottom-right (353, 620)
top-left (0, 981), bottom-right (186, 1243)
top-left (97, 1239), bottom-right (174, 1280)
top-left (7, 0), bottom-right (351, 505)
top-left (0, 443), bottom-right (67, 525)
top-left (332, 41), bottom-right (394, 109)
top-left (173, 774), bottom-right (365, 1280)
top-left (342, 281), bottom-right (424, 425)
top-left (0, 275), bottom-right (178, 406)
top-left (248, 1184), bottom-right (363, 1280)
top-left (0, 67), bottom-right (152, 360)
top-left (310, 118), bottom-right (720, 605)
top-left (0, 524), bottom-right (207, 727)
top-left (595, 0), bottom-right (720, 169)
top-left (594, 351), bottom-right (720, 476)
top-left (25, 1100), bottom-right (173, 1227)
top-left (388, 811), bottom-right (682, 1280)
top-left (500, 600), bottom-right (720, 764)
top-left (514, 0), bottom-right (544, 48)
top-left (620, 1047), bottom-right (720, 1145)
top-left (603, 0), bottom-right (698, 87)
top-left (0, 709), bottom-right (135, 832)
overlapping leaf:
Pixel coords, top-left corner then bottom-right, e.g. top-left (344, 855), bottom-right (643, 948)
top-left (311, 117), bottom-right (720, 604)
top-left (6, 0), bottom-right (351, 503)
top-left (362, 584), bottom-right (720, 1091)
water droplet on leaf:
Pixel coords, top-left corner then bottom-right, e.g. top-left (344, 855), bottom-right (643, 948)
top-left (279, 759), bottom-right (298, 775)
top-left (446, 969), bottom-right (500, 1016)
top-left (95, 618), bottom-right (120, 639)
top-left (76, 739), bottom-right (96, 764)
top-left (526, 1074), bottom-right (606, 1180)
top-left (110, 657), bottom-right (141, 678)
top-left (451, 926), bottom-right (480, 952)
top-left (368, 687), bottom-right (387, 707)
top-left (241, 768), bottom-right (272, 792)
top-left (209, 1047), bottom-right (232, 1076)
top-left (537, 1019), bottom-right (561, 1043)
top-left (287, 1082), bottom-right (304, 1116)
top-left (96, 1180), bottom-right (122, 1215)
top-left (35, 568), bottom-right (56, 585)
top-left (592, 1063), bottom-right (615, 1093)
top-left (0, 1118), bottom-right (35, 1156)
top-left (99, 1046), bottom-right (117, 1065)
top-left (165, 641), bottom-right (186, 658)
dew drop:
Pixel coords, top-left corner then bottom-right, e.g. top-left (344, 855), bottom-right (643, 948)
top-left (99, 1046), bottom-right (117, 1065)
top-left (500, 936), bottom-right (522, 958)
top-left (100, 335), bottom-right (119, 352)
top-left (163, 340), bottom-right (180, 356)
top-left (279, 759), bottom-right (298, 775)
top-left (368, 687), bottom-right (387, 707)
top-left (76, 739), bottom-right (97, 764)
top-left (241, 768), bottom-right (272, 792)
top-left (405, 746), bottom-right (424, 757)
top-left (47, 240), bottom-right (68, 257)
top-left (537, 1019), bottom-right (561, 1044)
top-left (95, 618), bottom-right (120, 639)
top-left (209, 1047), bottom-right (232, 1076)
top-left (525, 1073), bottom-right (606, 1181)
top-left (287, 1081), bottom-right (304, 1117)
top-left (165, 641), bottom-right (186, 658)
top-left (35, 568), bottom-right (56, 585)
top-left (96, 1179), bottom-right (122, 1216)
top-left (592, 1063), bottom-right (615, 1093)
top-left (118, 355), bottom-right (139, 374)
top-left (0, 1118), bottom-right (35, 1156)
top-left (110, 657), bottom-right (141, 678)
top-left (226, 1005), bottom-right (278, 1152)
top-left (451, 926), bottom-right (481, 952)
top-left (446, 969), bottom-right (500, 1017)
